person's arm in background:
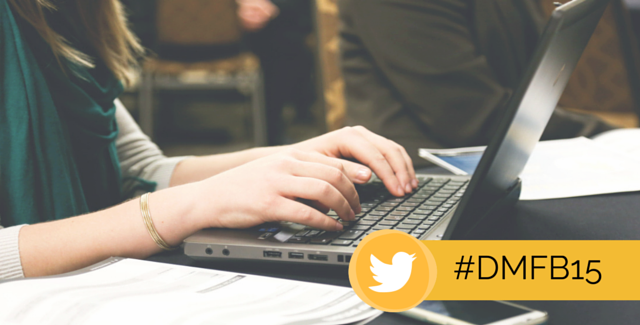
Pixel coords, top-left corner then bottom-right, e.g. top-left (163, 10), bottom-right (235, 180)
top-left (341, 0), bottom-right (512, 151)
top-left (341, 0), bottom-right (614, 161)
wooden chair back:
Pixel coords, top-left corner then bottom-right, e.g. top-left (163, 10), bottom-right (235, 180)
top-left (315, 0), bottom-right (346, 131)
top-left (156, 0), bottom-right (242, 46)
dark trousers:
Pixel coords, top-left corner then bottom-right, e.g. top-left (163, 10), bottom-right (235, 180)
top-left (247, 1), bottom-right (315, 145)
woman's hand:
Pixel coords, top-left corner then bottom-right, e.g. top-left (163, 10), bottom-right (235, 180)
top-left (193, 148), bottom-right (371, 231)
top-left (291, 126), bottom-right (418, 197)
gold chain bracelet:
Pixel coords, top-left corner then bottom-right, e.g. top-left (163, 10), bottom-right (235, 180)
top-left (140, 193), bottom-right (176, 251)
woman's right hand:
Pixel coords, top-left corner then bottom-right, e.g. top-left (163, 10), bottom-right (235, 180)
top-left (191, 148), bottom-right (372, 232)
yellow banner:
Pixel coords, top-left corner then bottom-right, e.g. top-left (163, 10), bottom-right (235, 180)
top-left (421, 240), bottom-right (640, 300)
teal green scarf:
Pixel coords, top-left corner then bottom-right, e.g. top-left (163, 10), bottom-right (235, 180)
top-left (0, 0), bottom-right (123, 226)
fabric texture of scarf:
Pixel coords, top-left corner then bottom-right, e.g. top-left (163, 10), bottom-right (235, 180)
top-left (0, 0), bottom-right (123, 227)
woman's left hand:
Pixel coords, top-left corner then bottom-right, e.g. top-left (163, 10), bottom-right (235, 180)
top-left (291, 126), bottom-right (418, 197)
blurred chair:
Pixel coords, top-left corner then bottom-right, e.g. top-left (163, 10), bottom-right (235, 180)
top-left (314, 0), bottom-right (345, 131)
top-left (138, 0), bottom-right (267, 145)
top-left (541, 0), bottom-right (640, 128)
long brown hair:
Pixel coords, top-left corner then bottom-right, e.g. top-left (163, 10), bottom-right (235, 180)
top-left (8, 0), bottom-right (143, 85)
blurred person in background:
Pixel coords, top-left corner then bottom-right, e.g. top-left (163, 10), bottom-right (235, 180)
top-left (237, 0), bottom-right (316, 145)
top-left (340, 0), bottom-right (614, 166)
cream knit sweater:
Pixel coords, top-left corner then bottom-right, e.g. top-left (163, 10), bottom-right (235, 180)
top-left (0, 100), bottom-right (188, 279)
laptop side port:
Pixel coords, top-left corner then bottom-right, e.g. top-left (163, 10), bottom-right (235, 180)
top-left (263, 251), bottom-right (282, 258)
top-left (308, 254), bottom-right (328, 261)
top-left (289, 252), bottom-right (304, 259)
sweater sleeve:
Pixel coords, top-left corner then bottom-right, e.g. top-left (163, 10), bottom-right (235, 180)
top-left (114, 99), bottom-right (191, 198)
top-left (0, 225), bottom-right (26, 279)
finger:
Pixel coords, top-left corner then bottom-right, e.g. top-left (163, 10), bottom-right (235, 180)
top-left (334, 130), bottom-right (405, 196)
top-left (290, 150), bottom-right (372, 184)
top-left (302, 199), bottom-right (330, 214)
top-left (287, 160), bottom-right (360, 215)
top-left (399, 145), bottom-right (418, 188)
top-left (282, 176), bottom-right (355, 221)
top-left (354, 127), bottom-right (415, 193)
top-left (273, 198), bottom-right (343, 231)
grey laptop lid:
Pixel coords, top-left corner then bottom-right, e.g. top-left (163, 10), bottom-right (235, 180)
top-left (443, 0), bottom-right (610, 239)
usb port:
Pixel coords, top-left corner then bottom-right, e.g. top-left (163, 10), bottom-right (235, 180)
top-left (289, 252), bottom-right (304, 259)
top-left (263, 251), bottom-right (282, 258)
top-left (308, 254), bottom-right (328, 261)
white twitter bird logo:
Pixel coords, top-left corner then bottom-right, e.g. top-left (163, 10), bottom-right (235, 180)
top-left (369, 252), bottom-right (416, 293)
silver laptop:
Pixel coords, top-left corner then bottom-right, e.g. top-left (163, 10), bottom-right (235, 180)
top-left (184, 0), bottom-right (609, 265)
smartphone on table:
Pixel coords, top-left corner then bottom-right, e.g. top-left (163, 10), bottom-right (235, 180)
top-left (399, 301), bottom-right (547, 325)
top-left (418, 147), bottom-right (485, 175)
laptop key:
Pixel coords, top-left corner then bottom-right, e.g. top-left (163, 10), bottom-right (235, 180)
top-left (305, 230), bottom-right (321, 237)
top-left (378, 221), bottom-right (399, 226)
top-left (309, 238), bottom-right (332, 244)
top-left (384, 215), bottom-right (404, 221)
top-left (373, 225), bottom-right (393, 230)
top-left (331, 239), bottom-right (353, 246)
top-left (287, 237), bottom-right (309, 244)
top-left (417, 177), bottom-right (432, 185)
top-left (413, 209), bottom-right (433, 215)
top-left (389, 211), bottom-right (407, 216)
top-left (397, 223), bottom-right (416, 230)
top-left (294, 230), bottom-right (309, 237)
top-left (403, 219), bottom-right (421, 225)
top-left (338, 230), bottom-right (364, 240)
top-left (351, 225), bottom-right (371, 231)
top-left (316, 231), bottom-right (341, 241)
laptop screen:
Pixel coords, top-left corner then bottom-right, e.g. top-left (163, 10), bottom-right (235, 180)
top-left (444, 0), bottom-right (610, 239)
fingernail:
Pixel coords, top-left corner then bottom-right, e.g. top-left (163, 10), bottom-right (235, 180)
top-left (412, 179), bottom-right (419, 188)
top-left (335, 221), bottom-right (344, 231)
top-left (349, 209), bottom-right (356, 220)
top-left (405, 183), bottom-right (412, 193)
top-left (356, 168), bottom-right (371, 181)
top-left (397, 185), bottom-right (404, 195)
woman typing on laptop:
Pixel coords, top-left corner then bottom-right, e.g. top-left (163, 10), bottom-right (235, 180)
top-left (0, 0), bottom-right (416, 279)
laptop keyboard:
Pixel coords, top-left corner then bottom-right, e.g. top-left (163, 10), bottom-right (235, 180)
top-left (286, 176), bottom-right (469, 247)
